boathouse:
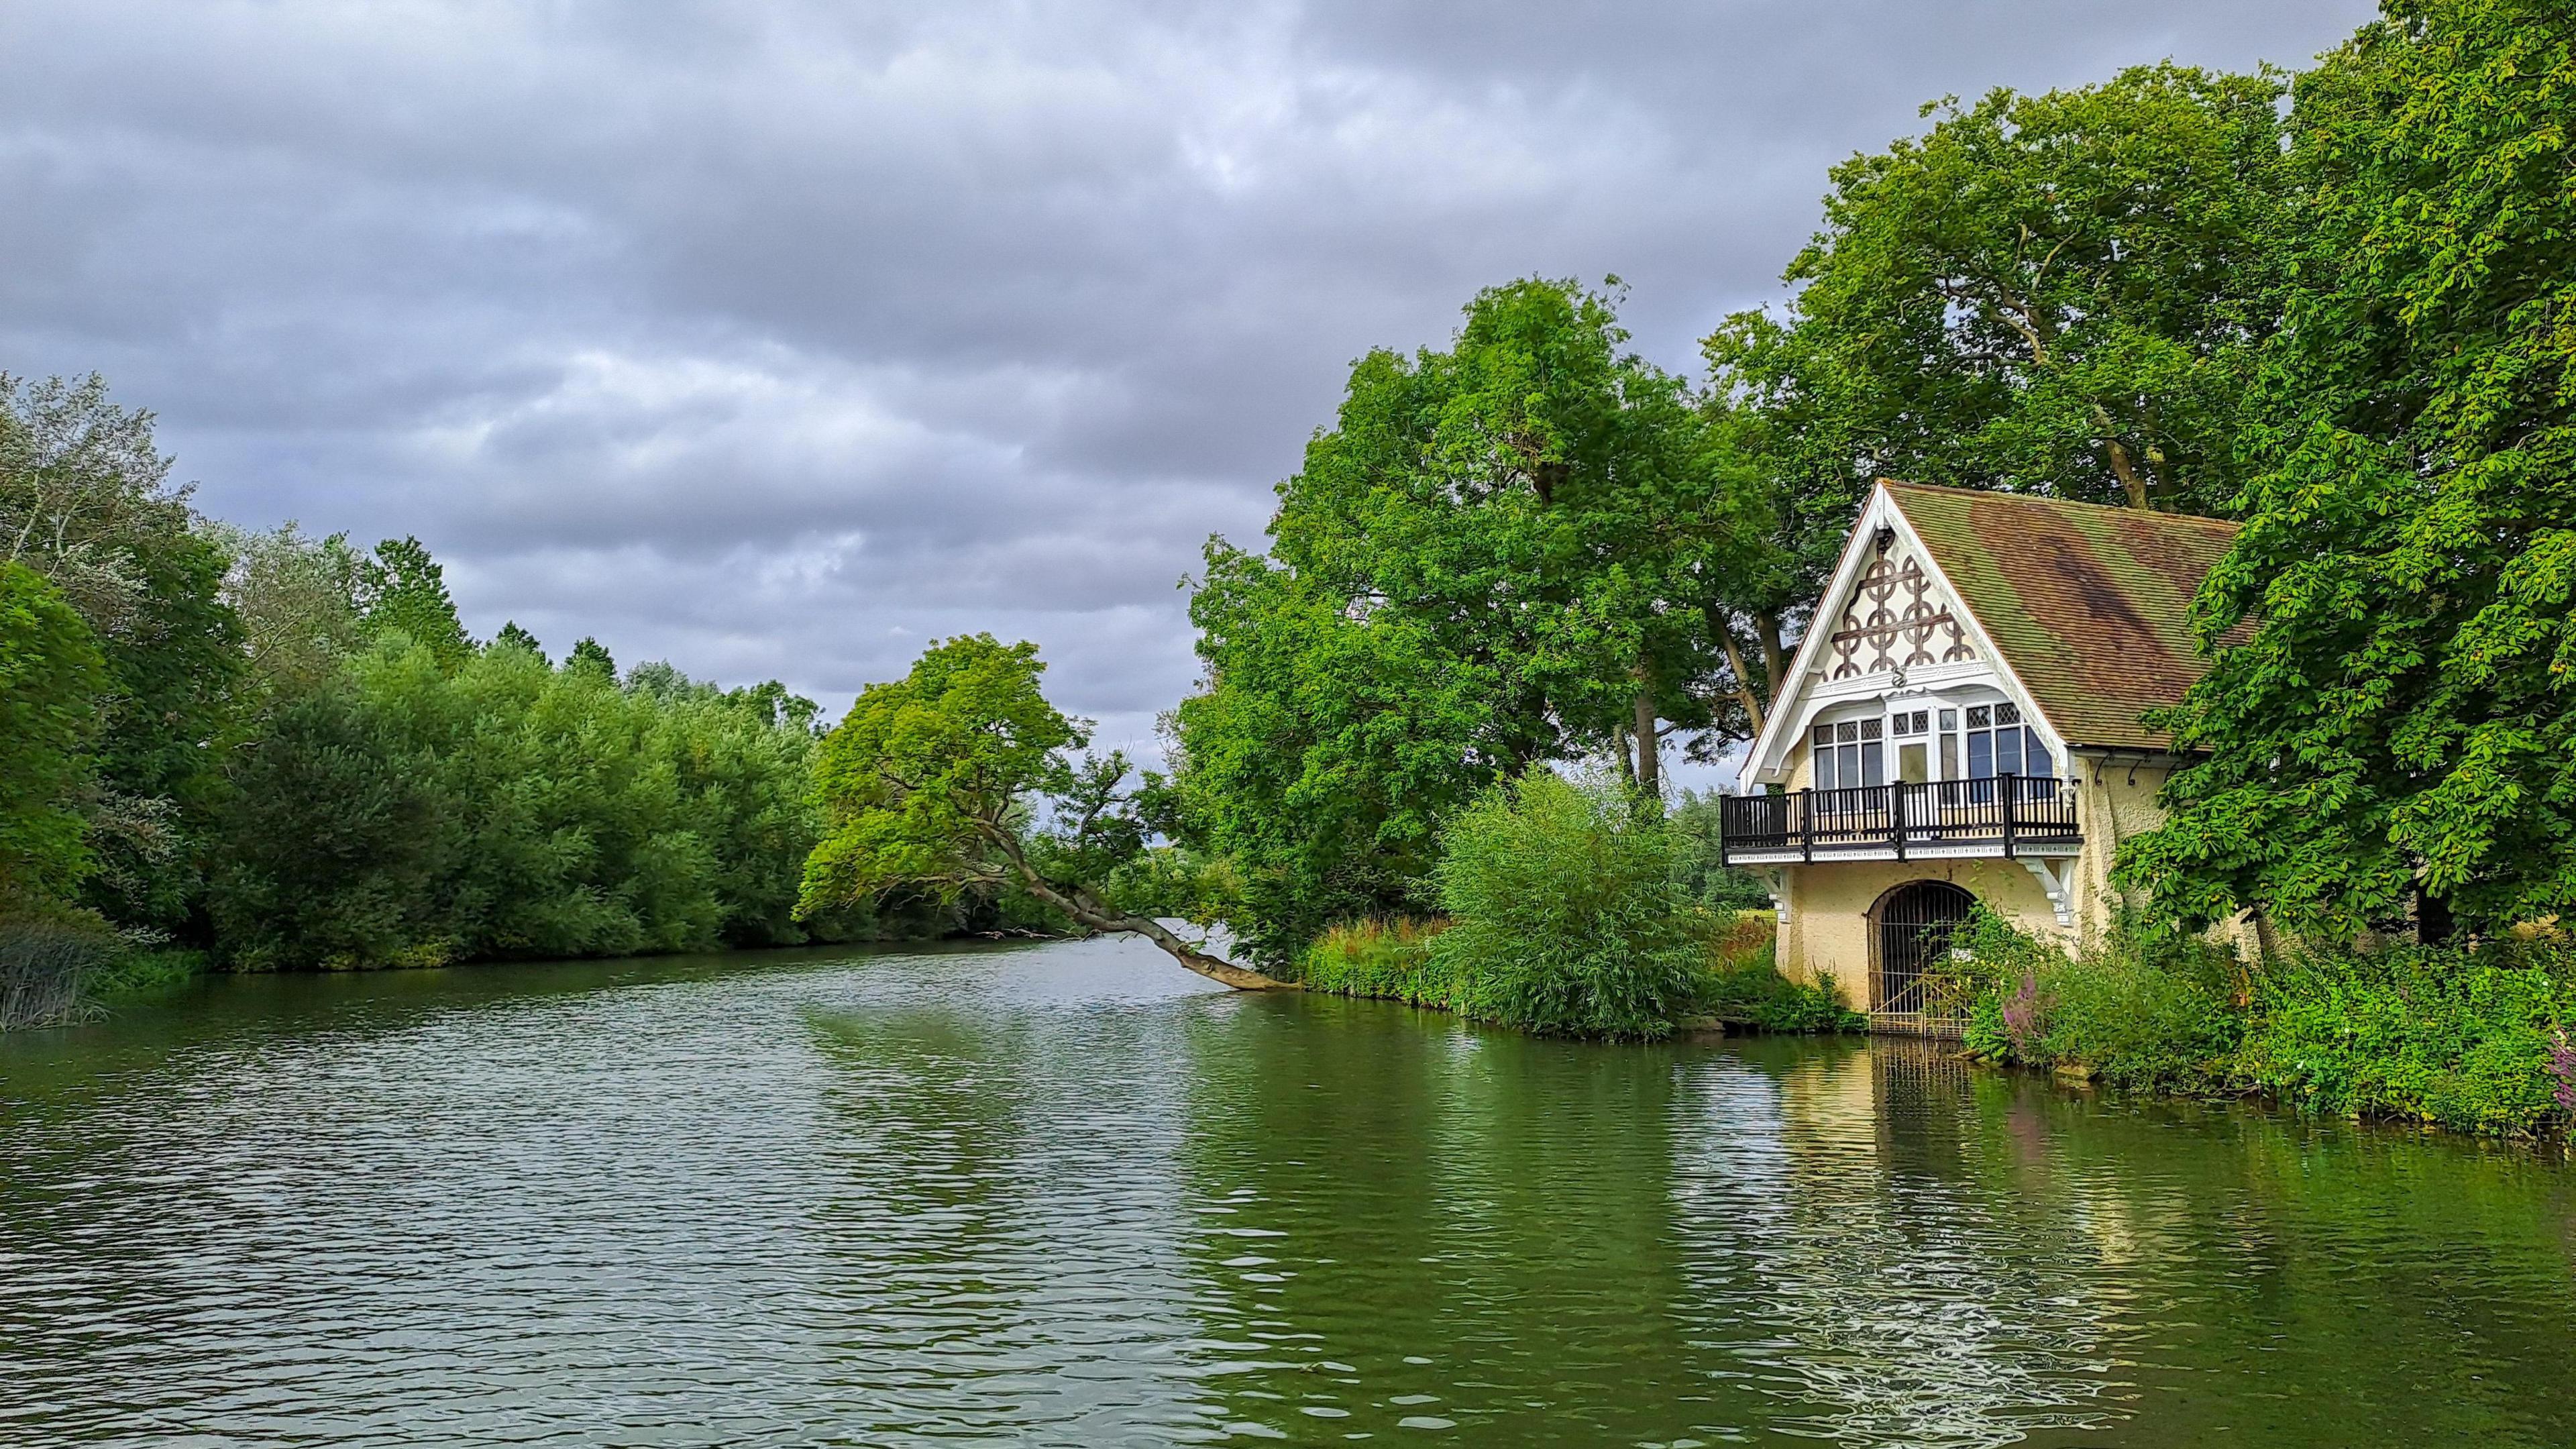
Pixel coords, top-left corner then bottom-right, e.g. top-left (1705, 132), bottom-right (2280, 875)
top-left (1718, 480), bottom-right (2238, 1031)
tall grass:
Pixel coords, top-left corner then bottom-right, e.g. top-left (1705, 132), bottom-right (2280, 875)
top-left (0, 924), bottom-right (107, 1030)
top-left (1299, 917), bottom-right (1451, 1005)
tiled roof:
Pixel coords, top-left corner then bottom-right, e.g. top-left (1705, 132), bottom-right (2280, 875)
top-left (1885, 480), bottom-right (2239, 753)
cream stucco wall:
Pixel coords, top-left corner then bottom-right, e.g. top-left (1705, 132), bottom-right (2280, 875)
top-left (1778, 857), bottom-right (2065, 1008)
top-left (1768, 750), bottom-right (2188, 1009)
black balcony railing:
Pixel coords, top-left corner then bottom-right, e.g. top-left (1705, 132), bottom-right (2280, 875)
top-left (1718, 775), bottom-right (2077, 864)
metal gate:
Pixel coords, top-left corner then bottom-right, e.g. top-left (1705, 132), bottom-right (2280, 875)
top-left (1872, 880), bottom-right (1977, 1028)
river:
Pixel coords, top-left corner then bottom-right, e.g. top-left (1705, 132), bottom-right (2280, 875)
top-left (3, 936), bottom-right (2573, 1447)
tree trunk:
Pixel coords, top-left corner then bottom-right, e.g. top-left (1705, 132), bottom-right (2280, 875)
top-left (1716, 625), bottom-right (1767, 737)
top-left (1631, 666), bottom-right (1661, 796)
top-left (989, 833), bottom-right (1294, 991)
top-left (1755, 611), bottom-right (1787, 701)
top-left (2106, 437), bottom-right (2153, 510)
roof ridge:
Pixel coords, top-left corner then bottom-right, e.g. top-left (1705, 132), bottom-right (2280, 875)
top-left (1879, 478), bottom-right (2241, 533)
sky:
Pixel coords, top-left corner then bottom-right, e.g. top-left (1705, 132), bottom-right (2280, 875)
top-left (1, 0), bottom-right (2379, 773)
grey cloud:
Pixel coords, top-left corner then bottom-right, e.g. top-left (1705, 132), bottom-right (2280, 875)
top-left (1, 0), bottom-right (2378, 754)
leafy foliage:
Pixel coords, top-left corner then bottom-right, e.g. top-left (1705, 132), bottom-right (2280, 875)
top-left (1173, 279), bottom-right (1769, 964)
top-left (356, 535), bottom-right (472, 669)
top-left (1955, 907), bottom-right (2576, 1136)
top-left (0, 563), bottom-right (105, 907)
top-left (1705, 64), bottom-right (2288, 516)
top-left (0, 373), bottom-right (244, 932)
top-left (210, 633), bottom-right (829, 970)
top-left (2123, 4), bottom-right (2576, 938)
top-left (802, 635), bottom-right (1272, 984)
top-left (1428, 771), bottom-right (1705, 1039)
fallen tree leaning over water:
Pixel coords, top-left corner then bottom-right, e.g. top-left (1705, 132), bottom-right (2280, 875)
top-left (798, 635), bottom-right (1289, 991)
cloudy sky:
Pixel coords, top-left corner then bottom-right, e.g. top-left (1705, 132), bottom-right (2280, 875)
top-left (2, 1), bottom-right (2375, 765)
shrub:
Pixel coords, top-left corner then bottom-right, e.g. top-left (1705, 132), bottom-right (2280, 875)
top-left (1951, 909), bottom-right (2246, 1090)
top-left (1695, 937), bottom-right (1866, 1033)
top-left (1427, 771), bottom-right (1704, 1040)
top-left (1955, 908), bottom-right (2576, 1135)
top-left (2238, 942), bottom-right (2576, 1136)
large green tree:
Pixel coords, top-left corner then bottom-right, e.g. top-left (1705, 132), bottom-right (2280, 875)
top-left (1706, 63), bottom-right (2289, 516)
top-left (1174, 280), bottom-right (1762, 962)
top-left (2120, 1), bottom-right (2576, 938)
top-left (801, 635), bottom-right (1287, 988)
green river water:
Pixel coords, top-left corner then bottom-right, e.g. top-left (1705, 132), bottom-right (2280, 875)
top-left (4, 936), bottom-right (2575, 1447)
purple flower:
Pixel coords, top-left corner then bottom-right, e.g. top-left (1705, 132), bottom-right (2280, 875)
top-left (2002, 969), bottom-right (2045, 1053)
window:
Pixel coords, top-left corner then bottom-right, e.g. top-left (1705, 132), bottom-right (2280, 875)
top-left (1811, 718), bottom-right (1884, 790)
top-left (1964, 700), bottom-right (2051, 781)
top-left (1890, 709), bottom-right (1928, 783)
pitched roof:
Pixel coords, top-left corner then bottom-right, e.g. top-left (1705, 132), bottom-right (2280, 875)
top-left (1884, 480), bottom-right (2239, 753)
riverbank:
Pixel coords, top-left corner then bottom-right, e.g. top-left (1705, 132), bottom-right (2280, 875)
top-left (1296, 912), bottom-right (1862, 1038)
top-left (1943, 912), bottom-right (2576, 1140)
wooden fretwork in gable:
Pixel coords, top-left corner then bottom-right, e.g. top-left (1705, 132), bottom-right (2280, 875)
top-left (1826, 550), bottom-right (1973, 680)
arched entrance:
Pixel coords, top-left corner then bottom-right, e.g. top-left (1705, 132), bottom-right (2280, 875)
top-left (1870, 880), bottom-right (1977, 1017)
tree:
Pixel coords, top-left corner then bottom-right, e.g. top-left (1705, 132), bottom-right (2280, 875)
top-left (800, 635), bottom-right (1288, 988)
top-left (217, 521), bottom-right (366, 694)
top-left (1706, 64), bottom-right (2290, 517)
top-left (0, 373), bottom-right (245, 931)
top-left (491, 621), bottom-right (546, 662)
top-left (567, 636), bottom-right (615, 678)
top-left (0, 563), bottom-right (105, 909)
top-left (1172, 279), bottom-right (1766, 961)
top-left (356, 535), bottom-right (471, 667)
top-left (2119, 2), bottom-right (2576, 940)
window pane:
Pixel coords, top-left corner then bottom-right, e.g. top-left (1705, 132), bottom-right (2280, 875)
top-left (1939, 732), bottom-right (1959, 778)
top-left (1996, 726), bottom-right (2024, 776)
top-left (1891, 712), bottom-right (1913, 737)
top-left (1939, 709), bottom-right (1957, 730)
top-left (1814, 741), bottom-right (1836, 790)
top-left (1967, 730), bottom-right (1993, 779)
top-left (1997, 702), bottom-right (2021, 725)
top-left (2025, 731), bottom-right (2053, 780)
top-left (1813, 724), bottom-right (1833, 747)
top-left (1967, 704), bottom-right (1992, 728)
top-left (1860, 718), bottom-right (1883, 741)
top-left (1861, 741), bottom-right (1884, 786)
top-left (1837, 721), bottom-right (1858, 743)
top-left (1899, 742), bottom-right (1928, 784)
top-left (1839, 743), bottom-right (1860, 784)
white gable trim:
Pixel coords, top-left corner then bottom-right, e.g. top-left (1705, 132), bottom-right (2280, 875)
top-left (1741, 482), bottom-right (2069, 788)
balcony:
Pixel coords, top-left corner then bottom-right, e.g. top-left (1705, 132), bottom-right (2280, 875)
top-left (1718, 775), bottom-right (2079, 866)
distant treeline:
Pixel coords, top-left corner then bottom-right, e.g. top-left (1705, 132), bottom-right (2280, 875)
top-left (0, 376), bottom-right (1057, 1022)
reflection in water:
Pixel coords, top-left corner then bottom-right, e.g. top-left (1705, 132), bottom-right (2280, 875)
top-left (3, 936), bottom-right (2575, 1446)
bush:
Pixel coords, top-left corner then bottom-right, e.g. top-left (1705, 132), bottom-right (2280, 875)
top-left (1950, 909), bottom-right (2244, 1091)
top-left (2238, 942), bottom-right (2576, 1136)
top-left (1426, 771), bottom-right (1704, 1040)
top-left (1954, 909), bottom-right (2576, 1136)
top-left (1695, 936), bottom-right (1866, 1033)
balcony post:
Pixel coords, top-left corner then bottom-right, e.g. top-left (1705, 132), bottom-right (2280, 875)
top-left (1892, 782), bottom-right (1906, 861)
top-left (2002, 773), bottom-right (2017, 859)
top-left (1801, 790), bottom-right (1811, 863)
